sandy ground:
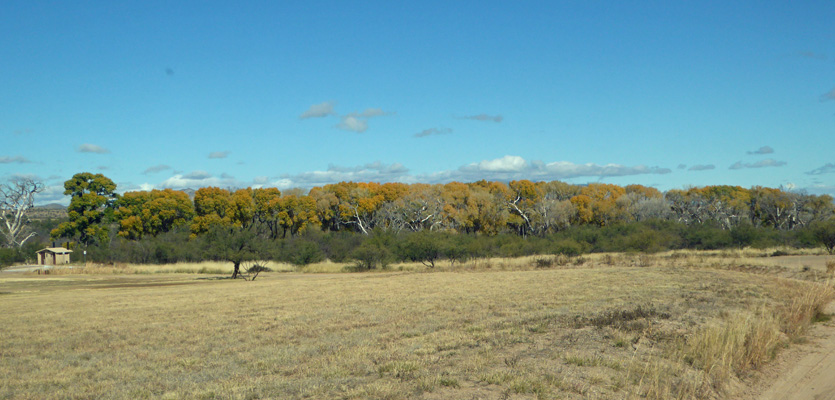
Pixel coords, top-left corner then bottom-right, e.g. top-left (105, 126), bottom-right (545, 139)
top-left (746, 301), bottom-right (835, 400)
top-left (757, 255), bottom-right (832, 272)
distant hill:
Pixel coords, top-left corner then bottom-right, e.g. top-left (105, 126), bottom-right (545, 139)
top-left (29, 204), bottom-right (67, 220)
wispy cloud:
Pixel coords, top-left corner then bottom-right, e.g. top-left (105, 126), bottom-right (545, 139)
top-left (77, 143), bottom-right (110, 154)
top-left (156, 170), bottom-right (239, 190)
top-left (456, 114), bottom-right (503, 123)
top-left (414, 127), bottom-right (452, 138)
top-left (336, 116), bottom-right (369, 133)
top-left (729, 159), bottom-right (786, 170)
top-left (143, 164), bottom-right (172, 175)
top-left (13, 128), bottom-right (33, 135)
top-left (299, 101), bottom-right (337, 119)
top-left (821, 88), bottom-right (835, 102)
top-left (798, 51), bottom-right (828, 60)
top-left (806, 163), bottom-right (835, 175)
top-left (350, 108), bottom-right (395, 118)
top-left (335, 108), bottom-right (395, 133)
top-left (688, 164), bottom-right (715, 171)
top-left (272, 156), bottom-right (671, 189)
top-left (33, 184), bottom-right (69, 205)
top-left (182, 170), bottom-right (212, 180)
top-left (747, 145), bottom-right (774, 155)
top-left (209, 151), bottom-right (230, 159)
top-left (0, 155), bottom-right (31, 164)
top-left (438, 156), bottom-right (671, 182)
top-left (274, 161), bottom-right (411, 188)
top-left (677, 164), bottom-right (687, 170)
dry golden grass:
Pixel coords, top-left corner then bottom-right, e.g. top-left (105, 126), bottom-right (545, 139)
top-left (1, 258), bottom-right (832, 399)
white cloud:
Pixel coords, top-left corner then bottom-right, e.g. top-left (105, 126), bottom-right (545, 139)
top-left (209, 151), bottom-right (231, 159)
top-left (138, 155), bottom-right (675, 194)
top-left (802, 183), bottom-right (835, 196)
top-left (806, 163), bottom-right (835, 175)
top-left (798, 51), bottom-right (828, 60)
top-left (457, 114), bottom-right (503, 123)
top-left (182, 170), bottom-right (213, 180)
top-left (272, 156), bottom-right (672, 189)
top-left (747, 146), bottom-right (774, 155)
top-left (688, 164), bottom-right (715, 171)
top-left (414, 127), bottom-right (452, 138)
top-left (351, 108), bottom-right (394, 118)
top-left (0, 155), bottom-right (31, 163)
top-left (77, 143), bottom-right (110, 154)
top-left (334, 108), bottom-right (394, 133)
top-left (461, 155), bottom-right (527, 173)
top-left (299, 101), bottom-right (337, 119)
top-left (729, 159), bottom-right (787, 170)
top-left (33, 184), bottom-right (68, 205)
top-left (143, 164), bottom-right (172, 174)
top-left (276, 162), bottom-right (411, 187)
top-left (336, 116), bottom-right (368, 133)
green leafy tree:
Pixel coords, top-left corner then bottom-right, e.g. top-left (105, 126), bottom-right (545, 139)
top-left (810, 219), bottom-right (835, 254)
top-left (398, 231), bottom-right (443, 268)
top-left (201, 223), bottom-right (269, 279)
top-left (51, 173), bottom-right (118, 247)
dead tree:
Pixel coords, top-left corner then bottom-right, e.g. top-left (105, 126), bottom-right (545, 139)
top-left (0, 178), bottom-right (44, 248)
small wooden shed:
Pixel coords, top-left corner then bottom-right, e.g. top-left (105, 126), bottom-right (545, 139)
top-left (36, 247), bottom-right (73, 265)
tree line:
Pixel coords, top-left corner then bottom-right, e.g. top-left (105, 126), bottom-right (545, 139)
top-left (3, 172), bottom-right (835, 270)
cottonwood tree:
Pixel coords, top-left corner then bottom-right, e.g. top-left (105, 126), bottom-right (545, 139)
top-left (51, 173), bottom-right (119, 247)
top-left (0, 178), bottom-right (45, 248)
top-left (190, 187), bottom-right (279, 279)
top-left (115, 189), bottom-right (194, 239)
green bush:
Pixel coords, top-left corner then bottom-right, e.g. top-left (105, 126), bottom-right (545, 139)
top-left (285, 239), bottom-right (325, 266)
top-left (398, 231), bottom-right (442, 268)
top-left (349, 240), bottom-right (393, 270)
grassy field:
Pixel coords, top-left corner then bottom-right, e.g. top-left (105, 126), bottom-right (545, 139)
top-left (1, 253), bottom-right (833, 399)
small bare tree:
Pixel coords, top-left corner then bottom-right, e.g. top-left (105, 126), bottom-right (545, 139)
top-left (0, 178), bottom-right (45, 248)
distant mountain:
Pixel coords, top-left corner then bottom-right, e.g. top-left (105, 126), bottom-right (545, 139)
top-left (29, 204), bottom-right (67, 220)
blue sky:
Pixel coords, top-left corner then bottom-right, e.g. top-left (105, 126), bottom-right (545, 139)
top-left (2, 1), bottom-right (833, 204)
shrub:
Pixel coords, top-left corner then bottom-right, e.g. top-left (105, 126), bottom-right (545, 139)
top-left (550, 238), bottom-right (585, 256)
top-left (810, 220), bottom-right (835, 254)
top-left (350, 240), bottom-right (393, 270)
top-left (398, 231), bottom-right (442, 268)
top-left (285, 239), bottom-right (325, 266)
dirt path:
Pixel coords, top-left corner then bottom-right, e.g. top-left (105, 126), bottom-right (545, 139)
top-left (756, 302), bottom-right (835, 400)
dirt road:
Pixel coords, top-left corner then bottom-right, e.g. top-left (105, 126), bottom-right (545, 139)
top-left (758, 302), bottom-right (835, 400)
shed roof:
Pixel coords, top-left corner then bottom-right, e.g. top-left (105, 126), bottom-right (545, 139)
top-left (36, 247), bottom-right (73, 254)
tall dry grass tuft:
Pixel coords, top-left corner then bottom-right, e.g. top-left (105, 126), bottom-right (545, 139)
top-left (780, 280), bottom-right (834, 337)
top-left (681, 280), bottom-right (833, 393)
top-left (682, 309), bottom-right (783, 391)
top-left (826, 259), bottom-right (835, 275)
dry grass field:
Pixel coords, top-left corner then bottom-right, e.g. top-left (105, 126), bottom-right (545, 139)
top-left (1, 252), bottom-right (833, 399)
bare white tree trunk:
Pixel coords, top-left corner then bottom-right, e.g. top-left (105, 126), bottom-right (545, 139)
top-left (0, 178), bottom-right (45, 248)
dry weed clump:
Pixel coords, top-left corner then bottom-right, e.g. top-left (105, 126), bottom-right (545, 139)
top-left (679, 279), bottom-right (833, 395)
top-left (682, 309), bottom-right (784, 390)
top-left (827, 259), bottom-right (835, 275)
